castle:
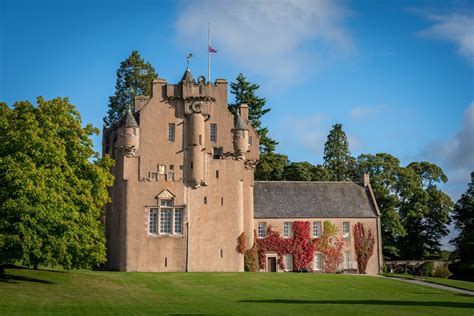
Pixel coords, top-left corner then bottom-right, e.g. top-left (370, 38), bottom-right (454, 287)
top-left (103, 69), bottom-right (383, 274)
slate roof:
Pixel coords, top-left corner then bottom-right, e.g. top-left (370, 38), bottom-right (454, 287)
top-left (181, 68), bottom-right (195, 84)
top-left (124, 110), bottom-right (139, 128)
top-left (233, 112), bottom-right (248, 130)
top-left (254, 181), bottom-right (377, 218)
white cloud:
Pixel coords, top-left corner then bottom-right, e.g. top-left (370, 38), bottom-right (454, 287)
top-left (418, 12), bottom-right (474, 65)
top-left (424, 102), bottom-right (474, 200)
top-left (176, 0), bottom-right (354, 83)
top-left (350, 105), bottom-right (388, 120)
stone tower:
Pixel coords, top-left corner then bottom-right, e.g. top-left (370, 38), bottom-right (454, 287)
top-left (103, 69), bottom-right (259, 271)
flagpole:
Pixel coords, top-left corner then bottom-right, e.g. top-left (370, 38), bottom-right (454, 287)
top-left (208, 22), bottom-right (211, 84)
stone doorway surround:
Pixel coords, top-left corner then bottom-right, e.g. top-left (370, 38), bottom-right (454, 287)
top-left (264, 252), bottom-right (278, 272)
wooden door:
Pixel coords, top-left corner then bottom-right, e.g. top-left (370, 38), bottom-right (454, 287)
top-left (267, 257), bottom-right (277, 272)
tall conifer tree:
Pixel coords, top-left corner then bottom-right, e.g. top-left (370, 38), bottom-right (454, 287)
top-left (323, 123), bottom-right (355, 181)
top-left (104, 51), bottom-right (157, 128)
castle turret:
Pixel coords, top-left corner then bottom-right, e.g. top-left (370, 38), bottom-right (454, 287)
top-left (232, 106), bottom-right (249, 159)
top-left (119, 109), bottom-right (140, 156)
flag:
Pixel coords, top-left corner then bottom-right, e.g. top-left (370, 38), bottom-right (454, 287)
top-left (209, 46), bottom-right (218, 53)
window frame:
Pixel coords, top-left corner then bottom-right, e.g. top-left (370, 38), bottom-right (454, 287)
top-left (314, 252), bottom-right (323, 271)
top-left (344, 250), bottom-right (351, 270)
top-left (258, 222), bottom-right (266, 238)
top-left (313, 221), bottom-right (322, 238)
top-left (284, 254), bottom-right (293, 272)
top-left (343, 221), bottom-right (350, 239)
top-left (174, 208), bottom-right (183, 234)
top-left (210, 123), bottom-right (217, 143)
top-left (283, 222), bottom-right (292, 238)
top-left (149, 208), bottom-right (158, 235)
top-left (159, 208), bottom-right (173, 235)
top-left (168, 123), bottom-right (175, 142)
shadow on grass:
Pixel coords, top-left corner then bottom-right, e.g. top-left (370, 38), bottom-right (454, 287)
top-left (240, 299), bottom-right (474, 309)
top-left (0, 274), bottom-right (54, 285)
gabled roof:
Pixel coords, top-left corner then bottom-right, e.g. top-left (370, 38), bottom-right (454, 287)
top-left (254, 181), bottom-right (377, 218)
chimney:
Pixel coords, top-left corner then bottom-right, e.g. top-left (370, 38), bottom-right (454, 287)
top-left (361, 173), bottom-right (370, 187)
top-left (239, 103), bottom-right (249, 121)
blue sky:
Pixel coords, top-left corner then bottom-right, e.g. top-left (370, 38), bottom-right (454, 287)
top-left (1, 0), bottom-right (473, 247)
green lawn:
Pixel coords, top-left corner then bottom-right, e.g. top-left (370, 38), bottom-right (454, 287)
top-left (1, 268), bottom-right (473, 315)
top-left (384, 273), bottom-right (474, 292)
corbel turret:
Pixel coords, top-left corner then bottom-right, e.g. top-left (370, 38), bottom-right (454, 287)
top-left (232, 106), bottom-right (249, 160)
top-left (119, 110), bottom-right (140, 157)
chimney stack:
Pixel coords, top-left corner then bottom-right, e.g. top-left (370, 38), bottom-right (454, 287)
top-left (361, 173), bottom-right (370, 187)
top-left (239, 103), bottom-right (249, 121)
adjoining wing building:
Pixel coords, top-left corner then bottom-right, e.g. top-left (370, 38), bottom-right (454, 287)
top-left (103, 69), bottom-right (382, 274)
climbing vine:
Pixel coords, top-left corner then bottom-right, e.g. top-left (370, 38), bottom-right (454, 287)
top-left (252, 221), bottom-right (344, 272)
top-left (353, 222), bottom-right (375, 274)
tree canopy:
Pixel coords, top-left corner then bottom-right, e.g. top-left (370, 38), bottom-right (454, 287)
top-left (104, 51), bottom-right (157, 128)
top-left (450, 172), bottom-right (474, 253)
top-left (229, 73), bottom-right (277, 154)
top-left (0, 98), bottom-right (114, 272)
top-left (323, 123), bottom-right (356, 181)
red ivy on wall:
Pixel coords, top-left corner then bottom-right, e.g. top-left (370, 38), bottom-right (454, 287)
top-left (254, 221), bottom-right (344, 272)
top-left (353, 222), bottom-right (375, 274)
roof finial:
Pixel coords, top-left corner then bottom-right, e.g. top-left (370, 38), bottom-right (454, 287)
top-left (186, 53), bottom-right (193, 70)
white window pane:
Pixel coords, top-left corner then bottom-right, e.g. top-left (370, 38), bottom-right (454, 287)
top-left (149, 209), bottom-right (158, 234)
top-left (160, 199), bottom-right (173, 207)
top-left (168, 123), bottom-right (175, 142)
top-left (284, 222), bottom-right (292, 238)
top-left (343, 222), bottom-right (350, 238)
top-left (160, 209), bottom-right (172, 234)
top-left (314, 253), bottom-right (323, 271)
top-left (258, 223), bottom-right (266, 238)
top-left (313, 221), bottom-right (321, 237)
top-left (174, 208), bottom-right (183, 234)
top-left (210, 124), bottom-right (217, 143)
top-left (285, 254), bottom-right (293, 271)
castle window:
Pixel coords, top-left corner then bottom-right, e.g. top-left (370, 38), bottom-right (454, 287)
top-left (284, 254), bottom-right (293, 272)
top-left (216, 170), bottom-right (219, 178)
top-left (210, 124), bottom-right (217, 143)
top-left (248, 136), bottom-right (253, 145)
top-left (343, 222), bottom-right (350, 239)
top-left (258, 222), bottom-right (266, 238)
top-left (221, 197), bottom-right (223, 206)
top-left (199, 135), bottom-right (202, 145)
top-left (283, 222), bottom-right (292, 238)
top-left (160, 209), bottom-right (172, 234)
top-left (213, 147), bottom-right (223, 159)
top-left (160, 199), bottom-right (173, 207)
top-left (204, 197), bottom-right (207, 204)
top-left (174, 208), bottom-right (183, 234)
top-left (313, 221), bottom-right (322, 238)
top-left (149, 208), bottom-right (158, 234)
top-left (168, 123), bottom-right (175, 142)
top-left (314, 252), bottom-right (323, 271)
top-left (220, 249), bottom-right (223, 258)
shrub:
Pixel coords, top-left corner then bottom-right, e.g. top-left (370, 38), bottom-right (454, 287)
top-left (432, 265), bottom-right (450, 278)
top-left (419, 262), bottom-right (434, 276)
top-left (353, 223), bottom-right (375, 274)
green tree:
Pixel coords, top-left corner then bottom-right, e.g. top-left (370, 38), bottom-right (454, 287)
top-left (450, 172), bottom-right (474, 254)
top-left (0, 98), bottom-right (114, 274)
top-left (398, 162), bottom-right (453, 259)
top-left (229, 73), bottom-right (277, 154)
top-left (254, 153), bottom-right (289, 181)
top-left (284, 162), bottom-right (314, 181)
top-left (356, 153), bottom-right (406, 258)
top-left (104, 51), bottom-right (157, 128)
top-left (311, 164), bottom-right (331, 181)
top-left (323, 123), bottom-right (356, 181)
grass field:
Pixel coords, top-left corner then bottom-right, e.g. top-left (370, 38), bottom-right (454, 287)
top-left (1, 268), bottom-right (473, 315)
top-left (383, 273), bottom-right (474, 292)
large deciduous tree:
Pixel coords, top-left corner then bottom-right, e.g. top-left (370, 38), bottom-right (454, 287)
top-left (356, 153), bottom-right (406, 258)
top-left (104, 51), bottom-right (157, 128)
top-left (0, 98), bottom-right (114, 273)
top-left (323, 123), bottom-right (356, 181)
top-left (450, 172), bottom-right (474, 254)
top-left (397, 162), bottom-right (453, 259)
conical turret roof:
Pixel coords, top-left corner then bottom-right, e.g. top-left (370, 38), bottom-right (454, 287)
top-left (124, 109), bottom-right (139, 128)
top-left (181, 68), bottom-right (195, 84)
top-left (233, 111), bottom-right (248, 130)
